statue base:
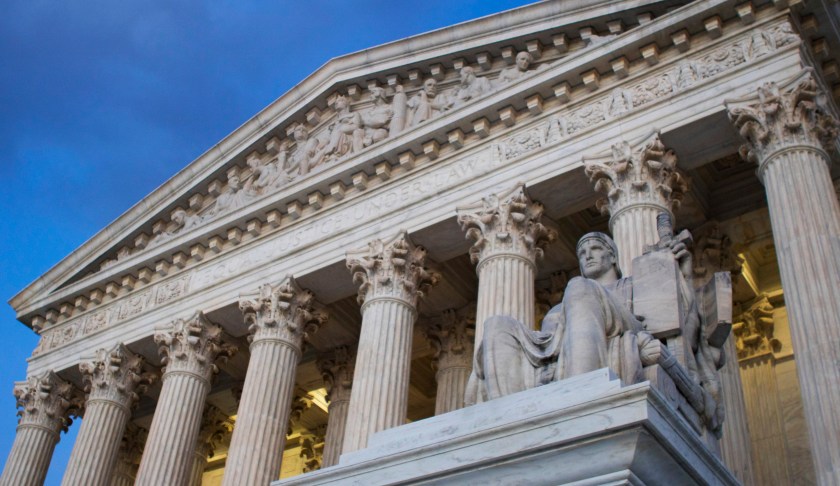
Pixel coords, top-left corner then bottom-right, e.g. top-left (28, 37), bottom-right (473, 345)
top-left (273, 369), bottom-right (738, 485)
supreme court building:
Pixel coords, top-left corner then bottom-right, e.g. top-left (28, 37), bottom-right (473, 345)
top-left (3, 0), bottom-right (840, 484)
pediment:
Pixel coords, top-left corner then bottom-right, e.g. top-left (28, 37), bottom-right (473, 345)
top-left (11, 0), bottom-right (804, 330)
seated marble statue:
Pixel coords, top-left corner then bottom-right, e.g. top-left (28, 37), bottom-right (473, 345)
top-left (467, 232), bottom-right (665, 404)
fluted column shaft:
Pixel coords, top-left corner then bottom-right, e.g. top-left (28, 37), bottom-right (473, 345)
top-left (318, 346), bottom-right (355, 467)
top-left (609, 205), bottom-right (665, 274)
top-left (137, 370), bottom-right (210, 485)
top-left (322, 398), bottom-right (350, 467)
top-left (342, 299), bottom-right (415, 453)
top-left (1, 425), bottom-right (60, 486)
top-left (135, 313), bottom-right (236, 486)
top-left (63, 344), bottom-right (154, 486)
top-left (0, 372), bottom-right (82, 486)
top-left (740, 355), bottom-right (789, 484)
top-left (475, 255), bottom-right (535, 340)
top-left (188, 448), bottom-right (208, 486)
top-left (343, 231), bottom-right (439, 453)
top-left (111, 459), bottom-right (137, 486)
top-left (435, 364), bottom-right (471, 414)
top-left (727, 71), bottom-right (840, 484)
top-left (718, 337), bottom-right (755, 485)
top-left (223, 340), bottom-right (300, 484)
top-left (63, 399), bottom-right (129, 485)
top-left (760, 147), bottom-right (840, 482)
top-left (223, 276), bottom-right (325, 486)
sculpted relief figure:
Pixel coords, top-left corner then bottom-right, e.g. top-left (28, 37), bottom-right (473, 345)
top-left (316, 95), bottom-right (364, 164)
top-left (452, 66), bottom-right (492, 107)
top-left (469, 218), bottom-right (729, 432)
top-left (291, 125), bottom-right (323, 176)
top-left (361, 87), bottom-right (395, 146)
top-left (498, 51), bottom-right (546, 86)
top-left (244, 145), bottom-right (294, 196)
top-left (211, 173), bottom-right (249, 216)
top-left (406, 78), bottom-right (450, 127)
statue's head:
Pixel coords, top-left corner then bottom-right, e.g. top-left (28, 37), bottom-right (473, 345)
top-left (460, 66), bottom-right (476, 84)
top-left (369, 86), bottom-right (386, 102)
top-left (423, 78), bottom-right (437, 97)
top-left (515, 51), bottom-right (533, 71)
top-left (576, 232), bottom-right (621, 280)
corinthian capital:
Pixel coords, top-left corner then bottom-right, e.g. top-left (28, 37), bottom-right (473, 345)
top-left (154, 312), bottom-right (237, 380)
top-left (733, 295), bottom-right (778, 360)
top-left (584, 131), bottom-right (688, 217)
top-left (424, 308), bottom-right (475, 371)
top-left (726, 69), bottom-right (839, 169)
top-left (79, 343), bottom-right (157, 409)
top-left (13, 370), bottom-right (84, 434)
top-left (195, 404), bottom-right (234, 459)
top-left (317, 346), bottom-right (355, 403)
top-left (457, 184), bottom-right (556, 266)
top-left (239, 276), bottom-right (327, 349)
top-left (346, 231), bottom-right (440, 307)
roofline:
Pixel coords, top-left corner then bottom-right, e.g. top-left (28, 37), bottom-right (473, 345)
top-left (9, 0), bottom-right (676, 313)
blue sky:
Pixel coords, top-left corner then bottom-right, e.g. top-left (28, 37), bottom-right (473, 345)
top-left (0, 0), bottom-right (537, 483)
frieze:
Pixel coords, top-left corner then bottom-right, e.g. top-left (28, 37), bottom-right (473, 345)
top-left (492, 20), bottom-right (800, 164)
top-left (34, 274), bottom-right (192, 356)
top-left (31, 18), bottom-right (798, 357)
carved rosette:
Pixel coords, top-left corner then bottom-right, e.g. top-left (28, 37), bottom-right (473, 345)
top-left (726, 69), bottom-right (839, 177)
top-left (78, 343), bottom-right (157, 410)
top-left (584, 131), bottom-right (688, 221)
top-left (13, 371), bottom-right (84, 435)
top-left (195, 404), bottom-right (234, 460)
top-left (239, 275), bottom-right (327, 351)
top-left (153, 312), bottom-right (237, 382)
top-left (733, 296), bottom-right (778, 360)
top-left (425, 308), bottom-right (475, 371)
top-left (457, 184), bottom-right (556, 269)
top-left (346, 231), bottom-right (440, 309)
top-left (317, 346), bottom-right (355, 404)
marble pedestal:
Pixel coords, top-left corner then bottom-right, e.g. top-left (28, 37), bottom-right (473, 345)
top-left (273, 368), bottom-right (737, 485)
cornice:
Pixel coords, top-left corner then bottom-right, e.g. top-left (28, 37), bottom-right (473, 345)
top-left (10, 0), bottom-right (681, 313)
top-left (11, 0), bottom-right (807, 329)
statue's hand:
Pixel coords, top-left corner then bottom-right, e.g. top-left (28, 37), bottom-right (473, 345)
top-left (639, 332), bottom-right (662, 366)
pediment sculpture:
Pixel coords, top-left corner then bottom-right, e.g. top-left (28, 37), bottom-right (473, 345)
top-left (468, 213), bottom-right (731, 435)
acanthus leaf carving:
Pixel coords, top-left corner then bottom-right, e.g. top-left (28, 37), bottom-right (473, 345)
top-left (195, 403), bottom-right (234, 459)
top-left (153, 311), bottom-right (237, 380)
top-left (316, 346), bottom-right (356, 404)
top-left (457, 184), bottom-right (557, 266)
top-left (584, 131), bottom-right (687, 217)
top-left (238, 275), bottom-right (327, 349)
top-left (733, 295), bottom-right (778, 360)
top-left (726, 69), bottom-right (839, 169)
top-left (13, 370), bottom-right (84, 434)
top-left (78, 343), bottom-right (157, 409)
top-left (423, 307), bottom-right (475, 372)
top-left (346, 231), bottom-right (440, 308)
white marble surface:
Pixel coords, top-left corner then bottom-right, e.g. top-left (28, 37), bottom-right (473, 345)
top-left (273, 369), bottom-right (737, 486)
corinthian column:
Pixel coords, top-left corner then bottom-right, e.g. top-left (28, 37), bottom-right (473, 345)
top-left (691, 222), bottom-right (754, 486)
top-left (189, 404), bottom-right (233, 486)
top-left (457, 184), bottom-right (556, 344)
top-left (584, 132), bottom-right (688, 273)
top-left (62, 344), bottom-right (155, 486)
top-left (317, 346), bottom-right (355, 467)
top-left (135, 312), bottom-right (237, 486)
top-left (222, 276), bottom-right (326, 486)
top-left (424, 308), bottom-right (475, 414)
top-left (0, 371), bottom-right (83, 486)
top-left (342, 231), bottom-right (440, 453)
top-left (111, 423), bottom-right (146, 486)
top-left (726, 69), bottom-right (840, 485)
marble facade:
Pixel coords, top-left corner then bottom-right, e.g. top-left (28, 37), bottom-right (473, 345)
top-left (3, 1), bottom-right (840, 485)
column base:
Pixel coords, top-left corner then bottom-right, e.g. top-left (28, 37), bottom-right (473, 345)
top-left (273, 369), bottom-right (737, 485)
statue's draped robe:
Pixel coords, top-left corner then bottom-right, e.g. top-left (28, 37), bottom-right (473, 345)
top-left (468, 276), bottom-right (650, 404)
